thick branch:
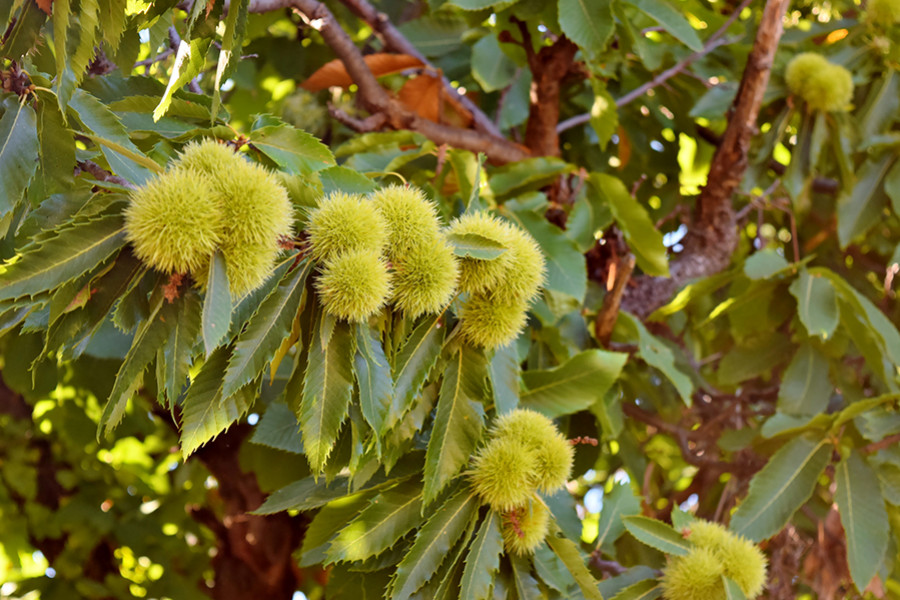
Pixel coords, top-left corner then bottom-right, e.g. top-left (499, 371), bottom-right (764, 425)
top-left (622, 0), bottom-right (790, 318)
top-left (247, 0), bottom-right (528, 163)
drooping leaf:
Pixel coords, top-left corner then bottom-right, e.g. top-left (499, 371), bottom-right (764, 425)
top-left (521, 349), bottom-right (627, 418)
top-left (545, 525), bottom-right (604, 600)
top-left (180, 350), bottom-right (258, 458)
top-left (390, 489), bottom-right (478, 600)
top-left (248, 124), bottom-right (336, 175)
top-left (623, 516), bottom-right (691, 556)
top-left (730, 434), bottom-right (831, 541)
top-left (558, 0), bottom-right (614, 57)
top-left (210, 0), bottom-right (250, 122)
top-left (69, 89), bottom-right (155, 184)
top-left (837, 154), bottom-right (893, 248)
top-left (596, 173), bottom-right (669, 276)
top-left (326, 480), bottom-right (425, 563)
top-left (255, 476), bottom-right (353, 515)
top-left (299, 317), bottom-right (355, 471)
top-left (386, 312), bottom-right (445, 433)
top-left (489, 343), bottom-right (520, 414)
top-left (510, 553), bottom-right (543, 600)
top-left (221, 260), bottom-right (309, 399)
top-left (354, 322), bottom-right (394, 436)
top-left (154, 37), bottom-right (212, 122)
top-left (0, 211), bottom-right (127, 301)
top-left (471, 34), bottom-right (517, 93)
top-left (594, 482), bottom-right (641, 553)
top-left (163, 291), bottom-right (202, 404)
top-left (776, 343), bottom-right (832, 416)
top-left (610, 580), bottom-right (663, 600)
top-left (56, 0), bottom-right (98, 111)
top-left (423, 347), bottom-right (487, 505)
top-left (1, 0), bottom-right (47, 60)
top-left (624, 0), bottom-right (703, 50)
top-left (100, 292), bottom-right (174, 434)
top-left (616, 313), bottom-right (693, 404)
top-left (446, 232), bottom-right (508, 260)
top-left (201, 250), bottom-right (232, 357)
top-left (300, 490), bottom-right (374, 567)
top-left (590, 79), bottom-right (618, 150)
top-left (459, 511), bottom-right (503, 600)
top-left (250, 400), bottom-right (303, 454)
top-left (35, 91), bottom-right (76, 194)
top-left (835, 450), bottom-right (890, 592)
top-left (0, 97), bottom-right (39, 217)
top-left (789, 269), bottom-right (839, 339)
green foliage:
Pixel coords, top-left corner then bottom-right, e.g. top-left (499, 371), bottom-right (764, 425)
top-left (2, 0), bottom-right (900, 597)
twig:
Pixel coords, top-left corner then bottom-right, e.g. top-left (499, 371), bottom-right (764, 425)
top-left (76, 160), bottom-right (136, 189)
top-left (589, 553), bottom-right (630, 576)
top-left (594, 254), bottom-right (636, 345)
top-left (557, 0), bottom-right (753, 134)
top-left (622, 0), bottom-right (791, 318)
top-left (328, 105), bottom-right (386, 132)
top-left (244, 0), bottom-right (527, 164)
top-left (860, 433), bottom-right (900, 455)
top-left (335, 0), bottom-right (505, 140)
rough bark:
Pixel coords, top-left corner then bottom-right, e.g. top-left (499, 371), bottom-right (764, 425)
top-left (621, 0), bottom-right (791, 317)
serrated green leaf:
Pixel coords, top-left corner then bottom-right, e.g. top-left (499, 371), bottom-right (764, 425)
top-left (545, 525), bottom-right (604, 600)
top-left (163, 291), bottom-right (202, 404)
top-left (248, 124), bottom-right (335, 175)
top-left (0, 98), bottom-right (38, 217)
top-left (611, 580), bottom-right (662, 600)
top-left (424, 348), bottom-right (487, 505)
top-left (730, 434), bottom-right (831, 541)
top-left (471, 33), bottom-right (517, 93)
top-left (354, 322), bottom-right (393, 436)
top-left (489, 343), bottom-right (520, 414)
top-left (98, 0), bottom-right (126, 52)
top-left (250, 400), bottom-right (303, 454)
top-left (459, 511), bottom-right (503, 600)
top-left (57, 0), bottom-right (99, 111)
top-left (789, 269), bottom-right (839, 339)
top-left (391, 490), bottom-right (478, 600)
top-left (0, 212), bottom-right (127, 301)
top-left (835, 450), bottom-right (890, 592)
top-left (51, 0), bottom-right (71, 106)
top-left (624, 0), bottom-right (703, 50)
top-left (623, 516), bottom-right (691, 556)
top-left (594, 482), bottom-right (641, 552)
top-left (154, 37), bottom-right (212, 122)
top-left (858, 69), bottom-right (898, 141)
top-left (180, 350), bottom-right (258, 458)
top-left (326, 480), bottom-right (425, 563)
top-left (386, 312), bottom-right (444, 433)
top-left (558, 0), bottom-right (614, 57)
top-left (596, 173), bottom-right (669, 276)
top-left (300, 489), bottom-right (374, 566)
top-left (1, 0), bottom-right (47, 60)
top-left (78, 132), bottom-right (164, 175)
top-left (35, 91), bottom-right (76, 194)
top-left (69, 89), bottom-right (155, 184)
top-left (777, 343), bottom-right (832, 416)
top-left (202, 251), bottom-right (232, 357)
top-left (446, 232), bottom-right (507, 260)
top-left (510, 554), bottom-right (543, 600)
top-left (222, 260), bottom-right (308, 398)
top-left (533, 542), bottom-right (571, 593)
top-left (300, 317), bottom-right (355, 471)
top-left (521, 349), bottom-right (627, 418)
top-left (211, 0), bottom-right (250, 123)
top-left (100, 293), bottom-right (174, 434)
top-left (255, 476), bottom-right (352, 515)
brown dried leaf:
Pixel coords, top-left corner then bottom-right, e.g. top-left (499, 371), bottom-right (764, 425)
top-left (396, 73), bottom-right (473, 128)
top-left (301, 53), bottom-right (424, 91)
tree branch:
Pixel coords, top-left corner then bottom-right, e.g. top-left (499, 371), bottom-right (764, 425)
top-left (622, 0), bottom-right (790, 318)
top-left (246, 0), bottom-right (528, 163)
